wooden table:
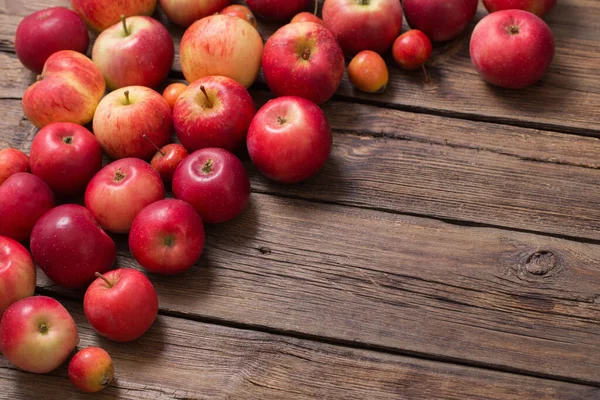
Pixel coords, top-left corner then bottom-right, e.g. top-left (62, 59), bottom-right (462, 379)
top-left (1, 1), bottom-right (600, 398)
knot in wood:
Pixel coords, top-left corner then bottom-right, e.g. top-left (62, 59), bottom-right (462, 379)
top-left (525, 251), bottom-right (556, 275)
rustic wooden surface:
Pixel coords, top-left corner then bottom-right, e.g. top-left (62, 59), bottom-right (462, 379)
top-left (1, 0), bottom-right (600, 398)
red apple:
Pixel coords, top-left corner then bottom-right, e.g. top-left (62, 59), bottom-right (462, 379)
top-left (220, 4), bottom-right (258, 28)
top-left (84, 269), bottom-right (158, 342)
top-left (172, 148), bottom-right (250, 223)
top-left (247, 96), bottom-right (331, 184)
top-left (129, 199), bottom-right (205, 275)
top-left (29, 122), bottom-right (102, 198)
top-left (92, 16), bottom-right (174, 90)
top-left (30, 205), bottom-right (116, 289)
top-left (22, 50), bottom-right (105, 128)
top-left (0, 296), bottom-right (79, 373)
top-left (93, 86), bottom-right (172, 160)
top-left (322, 0), bottom-right (402, 55)
top-left (85, 158), bottom-right (165, 233)
top-left (174, 76), bottom-right (256, 152)
top-left (483, 0), bottom-right (557, 17)
top-left (0, 173), bottom-right (55, 242)
top-left (246, 0), bottom-right (311, 21)
top-left (71, 0), bottom-right (158, 32)
top-left (262, 22), bottom-right (344, 105)
top-left (180, 14), bottom-right (263, 88)
top-left (392, 30), bottom-right (433, 71)
top-left (162, 82), bottom-right (188, 109)
top-left (0, 237), bottom-right (36, 318)
top-left (160, 0), bottom-right (231, 27)
top-left (149, 143), bottom-right (189, 183)
top-left (402, 0), bottom-right (478, 42)
top-left (291, 12), bottom-right (323, 25)
top-left (0, 149), bottom-right (29, 185)
top-left (15, 7), bottom-right (89, 74)
top-left (69, 347), bottom-right (114, 393)
top-left (470, 9), bottom-right (555, 89)
top-left (347, 50), bottom-right (389, 93)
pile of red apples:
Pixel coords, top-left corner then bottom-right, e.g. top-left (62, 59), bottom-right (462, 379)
top-left (0, 0), bottom-right (558, 393)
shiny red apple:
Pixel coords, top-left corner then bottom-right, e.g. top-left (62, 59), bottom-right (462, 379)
top-left (392, 30), bottom-right (433, 70)
top-left (30, 204), bottom-right (116, 289)
top-left (149, 143), bottom-right (189, 183)
top-left (15, 7), bottom-right (89, 74)
top-left (84, 269), bottom-right (158, 342)
top-left (403, 0), bottom-right (478, 42)
top-left (71, 0), bottom-right (157, 32)
top-left (0, 149), bottom-right (29, 185)
top-left (0, 173), bottom-right (55, 242)
top-left (247, 96), bottom-right (332, 184)
top-left (483, 0), bottom-right (557, 17)
top-left (172, 148), bottom-right (250, 224)
top-left (262, 22), bottom-right (344, 105)
top-left (246, 0), bottom-right (311, 20)
top-left (69, 347), bottom-right (114, 393)
top-left (29, 122), bottom-right (102, 198)
top-left (0, 237), bottom-right (36, 318)
top-left (174, 76), bottom-right (256, 152)
top-left (85, 158), bottom-right (165, 233)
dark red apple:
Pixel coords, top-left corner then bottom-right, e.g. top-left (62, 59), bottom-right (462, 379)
top-left (0, 173), bottom-right (55, 242)
top-left (172, 148), bottom-right (250, 224)
top-left (30, 204), bottom-right (116, 289)
top-left (30, 122), bottom-right (102, 198)
top-left (149, 143), bottom-right (189, 183)
top-left (262, 22), bottom-right (345, 105)
top-left (246, 0), bottom-right (311, 21)
top-left (84, 269), bottom-right (158, 343)
top-left (470, 9), bottom-right (555, 89)
top-left (0, 237), bottom-right (36, 318)
top-left (483, 0), bottom-right (557, 17)
top-left (402, 0), bottom-right (478, 42)
top-left (15, 7), bottom-right (89, 74)
top-left (247, 96), bottom-right (331, 184)
top-left (173, 76), bottom-right (256, 152)
top-left (0, 149), bottom-right (29, 185)
top-left (322, 0), bottom-right (403, 55)
top-left (85, 158), bottom-right (165, 233)
top-left (129, 199), bottom-right (205, 275)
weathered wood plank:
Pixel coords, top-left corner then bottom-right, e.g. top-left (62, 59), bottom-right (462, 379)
top-left (1, 301), bottom-right (599, 400)
top-left (2, 0), bottom-right (599, 134)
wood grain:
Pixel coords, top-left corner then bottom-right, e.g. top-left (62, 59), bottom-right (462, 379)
top-left (1, 301), bottom-right (599, 400)
top-left (2, 0), bottom-right (598, 134)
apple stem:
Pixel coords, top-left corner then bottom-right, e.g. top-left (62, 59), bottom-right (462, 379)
top-left (36, 75), bottom-right (43, 81)
top-left (121, 15), bottom-right (129, 36)
top-left (202, 159), bottom-right (214, 174)
top-left (143, 134), bottom-right (165, 156)
top-left (199, 86), bottom-right (213, 108)
top-left (302, 48), bottom-right (311, 60)
top-left (358, 0), bottom-right (370, 5)
top-left (123, 90), bottom-right (131, 105)
top-left (314, 0), bottom-right (318, 15)
top-left (421, 64), bottom-right (430, 84)
top-left (95, 272), bottom-right (114, 288)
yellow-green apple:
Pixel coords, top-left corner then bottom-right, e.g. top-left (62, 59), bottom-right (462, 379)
top-left (160, 0), bottom-right (231, 27)
top-left (30, 123), bottom-right (102, 198)
top-left (180, 14), bottom-right (263, 88)
top-left (172, 148), bottom-right (250, 223)
top-left (0, 296), bottom-right (79, 373)
top-left (219, 4), bottom-right (258, 28)
top-left (71, 0), bottom-right (157, 32)
top-left (0, 173), bottom-right (55, 242)
top-left (322, 0), bottom-right (403, 55)
top-left (247, 96), bottom-right (331, 184)
top-left (30, 204), bottom-right (116, 289)
top-left (347, 50), bottom-right (389, 93)
top-left (69, 347), bottom-right (114, 393)
top-left (402, 0), bottom-right (478, 42)
top-left (85, 158), bottom-right (165, 233)
top-left (483, 0), bottom-right (557, 17)
top-left (22, 50), bottom-right (105, 129)
top-left (173, 76), bottom-right (256, 152)
top-left (92, 16), bottom-right (174, 90)
top-left (129, 199), bottom-right (205, 274)
top-left (0, 149), bottom-right (29, 185)
top-left (392, 30), bottom-right (433, 70)
top-left (15, 7), bottom-right (89, 74)
top-left (246, 0), bottom-right (310, 20)
top-left (470, 9), bottom-right (555, 89)
top-left (0, 237), bottom-right (36, 318)
top-left (162, 82), bottom-right (188, 109)
top-left (262, 22), bottom-right (344, 105)
top-left (93, 86), bottom-right (172, 160)
top-left (84, 269), bottom-right (158, 342)
top-left (149, 143), bottom-right (189, 183)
